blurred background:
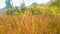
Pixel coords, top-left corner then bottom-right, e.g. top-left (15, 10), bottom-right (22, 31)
top-left (0, 0), bottom-right (51, 9)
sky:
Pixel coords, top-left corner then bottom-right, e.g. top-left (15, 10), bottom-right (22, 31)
top-left (0, 0), bottom-right (51, 9)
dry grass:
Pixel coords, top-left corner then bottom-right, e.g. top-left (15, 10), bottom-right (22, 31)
top-left (0, 14), bottom-right (60, 34)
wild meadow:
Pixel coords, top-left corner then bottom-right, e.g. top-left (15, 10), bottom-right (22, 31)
top-left (0, 0), bottom-right (60, 34)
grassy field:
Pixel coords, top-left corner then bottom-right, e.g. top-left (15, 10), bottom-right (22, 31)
top-left (0, 1), bottom-right (60, 34)
top-left (0, 13), bottom-right (60, 34)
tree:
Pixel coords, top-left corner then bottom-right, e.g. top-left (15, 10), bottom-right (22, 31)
top-left (5, 0), bottom-right (15, 15)
top-left (51, 0), bottom-right (60, 6)
top-left (30, 2), bottom-right (41, 15)
top-left (5, 0), bottom-right (12, 8)
top-left (20, 0), bottom-right (26, 13)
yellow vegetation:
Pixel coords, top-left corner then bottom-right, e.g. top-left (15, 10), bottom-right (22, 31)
top-left (0, 5), bottom-right (60, 34)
